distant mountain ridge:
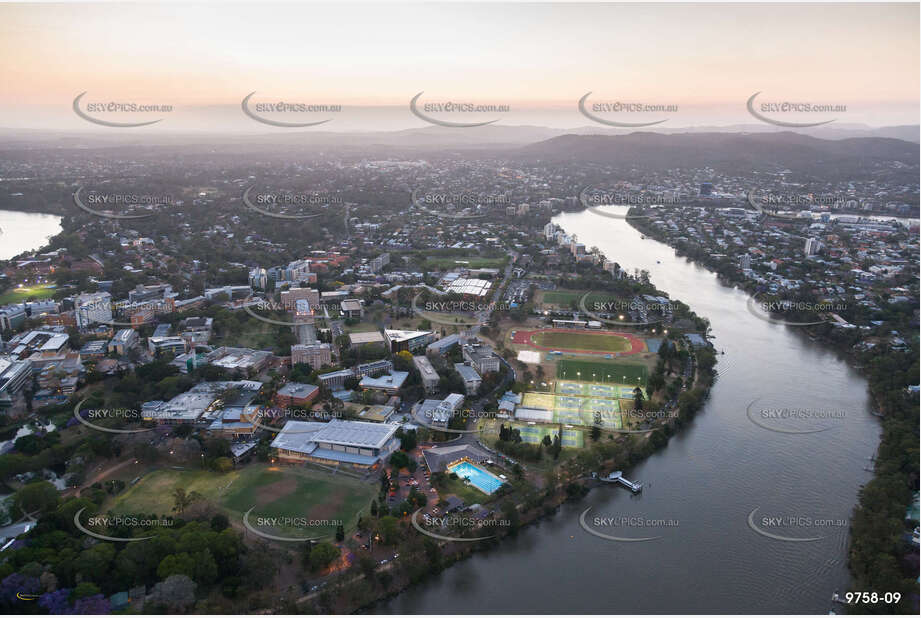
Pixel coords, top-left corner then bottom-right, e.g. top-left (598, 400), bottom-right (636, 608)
top-left (514, 131), bottom-right (919, 176)
top-left (0, 123), bottom-right (917, 151)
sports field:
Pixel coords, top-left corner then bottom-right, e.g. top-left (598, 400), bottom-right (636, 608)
top-left (557, 358), bottom-right (648, 388)
top-left (556, 379), bottom-right (640, 400)
top-left (0, 285), bottom-right (56, 305)
top-left (520, 390), bottom-right (624, 429)
top-left (533, 331), bottom-right (632, 353)
top-left (540, 290), bottom-right (621, 306)
top-left (110, 464), bottom-right (375, 538)
top-left (513, 423), bottom-right (584, 448)
top-left (510, 328), bottom-right (645, 356)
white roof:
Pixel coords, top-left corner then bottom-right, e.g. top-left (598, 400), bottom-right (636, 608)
top-left (350, 331), bottom-right (385, 344)
top-left (271, 418), bottom-right (399, 453)
top-left (384, 329), bottom-right (432, 343)
top-left (445, 278), bottom-right (491, 297)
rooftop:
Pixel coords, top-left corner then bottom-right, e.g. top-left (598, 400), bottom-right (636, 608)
top-left (384, 329), bottom-right (433, 343)
top-left (277, 382), bottom-right (319, 399)
top-left (270, 418), bottom-right (399, 453)
top-left (360, 371), bottom-right (410, 390)
top-left (349, 330), bottom-right (385, 345)
top-left (454, 363), bottom-right (481, 381)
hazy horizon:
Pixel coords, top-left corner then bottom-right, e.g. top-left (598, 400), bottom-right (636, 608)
top-left (0, 2), bottom-right (917, 132)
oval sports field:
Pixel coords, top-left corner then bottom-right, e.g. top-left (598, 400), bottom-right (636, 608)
top-left (510, 327), bottom-right (645, 356)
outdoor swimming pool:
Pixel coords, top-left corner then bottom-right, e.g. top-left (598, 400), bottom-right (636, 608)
top-left (447, 461), bottom-right (505, 494)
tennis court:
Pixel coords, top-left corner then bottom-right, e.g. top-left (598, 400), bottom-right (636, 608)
top-left (514, 424), bottom-right (585, 448)
top-left (519, 390), bottom-right (623, 429)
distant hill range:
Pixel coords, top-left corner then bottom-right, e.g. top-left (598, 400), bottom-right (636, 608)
top-left (514, 131), bottom-right (919, 177)
top-left (0, 123), bottom-right (917, 151)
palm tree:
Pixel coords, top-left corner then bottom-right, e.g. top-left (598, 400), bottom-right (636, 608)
top-left (171, 487), bottom-right (203, 514)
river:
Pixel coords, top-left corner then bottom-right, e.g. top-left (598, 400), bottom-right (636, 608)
top-left (0, 209), bottom-right (62, 261)
top-left (380, 207), bottom-right (879, 614)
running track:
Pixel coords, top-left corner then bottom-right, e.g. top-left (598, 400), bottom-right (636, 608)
top-left (510, 328), bottom-right (645, 356)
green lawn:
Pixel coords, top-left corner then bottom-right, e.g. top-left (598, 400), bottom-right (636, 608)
top-left (213, 317), bottom-right (289, 353)
top-left (532, 331), bottom-right (632, 353)
top-left (422, 256), bottom-right (508, 269)
top-left (110, 464), bottom-right (376, 538)
top-left (558, 359), bottom-right (649, 386)
top-left (438, 474), bottom-right (493, 504)
top-left (0, 285), bottom-right (57, 305)
top-left (539, 290), bottom-right (620, 307)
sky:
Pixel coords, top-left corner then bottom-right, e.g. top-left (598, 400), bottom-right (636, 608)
top-left (0, 1), bottom-right (917, 131)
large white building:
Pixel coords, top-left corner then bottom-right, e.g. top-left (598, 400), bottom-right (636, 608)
top-left (805, 237), bottom-right (823, 256)
top-left (74, 292), bottom-right (113, 329)
top-left (384, 329), bottom-right (435, 353)
top-left (413, 355), bottom-right (440, 394)
top-left (454, 362), bottom-right (482, 395)
top-left (291, 342), bottom-right (332, 368)
top-left (0, 356), bottom-right (32, 406)
top-left (462, 341), bottom-right (500, 374)
top-left (271, 419), bottom-right (400, 468)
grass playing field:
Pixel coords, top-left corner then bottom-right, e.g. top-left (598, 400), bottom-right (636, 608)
top-left (539, 290), bottom-right (621, 307)
top-left (110, 464), bottom-right (376, 538)
top-left (531, 330), bottom-right (633, 353)
top-left (558, 359), bottom-right (648, 387)
top-left (0, 285), bottom-right (57, 305)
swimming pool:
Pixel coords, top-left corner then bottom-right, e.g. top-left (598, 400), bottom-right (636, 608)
top-left (447, 461), bottom-right (505, 494)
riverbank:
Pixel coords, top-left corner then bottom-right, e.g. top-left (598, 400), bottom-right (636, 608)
top-left (296, 246), bottom-right (718, 614)
top-left (625, 215), bottom-right (918, 612)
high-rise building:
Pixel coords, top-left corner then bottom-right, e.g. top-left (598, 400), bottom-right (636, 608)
top-left (74, 292), bottom-right (113, 329)
top-left (249, 267), bottom-right (268, 289)
top-left (805, 237), bottom-right (823, 256)
top-left (291, 342), bottom-right (332, 369)
top-left (280, 288), bottom-right (320, 311)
